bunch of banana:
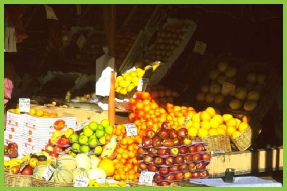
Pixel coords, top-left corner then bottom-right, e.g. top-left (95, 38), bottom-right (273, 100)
top-left (88, 179), bottom-right (127, 187)
top-left (4, 158), bottom-right (23, 168)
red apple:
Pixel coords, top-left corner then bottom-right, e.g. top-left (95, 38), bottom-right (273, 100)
top-left (8, 142), bottom-right (18, 150)
top-left (146, 129), bottom-right (156, 138)
top-left (202, 153), bottom-right (211, 160)
top-left (173, 137), bottom-right (182, 146)
top-left (168, 129), bottom-right (178, 139)
top-left (179, 164), bottom-right (188, 171)
top-left (154, 174), bottom-right (164, 181)
top-left (152, 138), bottom-right (162, 147)
top-left (192, 153), bottom-right (202, 161)
top-left (147, 163), bottom-right (157, 172)
top-left (178, 146), bottom-right (188, 154)
top-left (8, 148), bottom-right (18, 158)
top-left (143, 155), bottom-right (154, 163)
top-left (175, 172), bottom-right (183, 180)
top-left (157, 148), bottom-right (168, 155)
top-left (177, 128), bottom-right (188, 138)
top-left (192, 171), bottom-right (200, 178)
top-left (169, 165), bottom-right (179, 172)
top-left (138, 162), bottom-right (148, 172)
top-left (4, 145), bottom-right (9, 153)
top-left (53, 145), bottom-right (63, 153)
top-left (169, 147), bottom-right (179, 156)
top-left (57, 137), bottom-right (69, 147)
top-left (196, 161), bottom-right (206, 170)
top-left (184, 154), bottom-right (193, 162)
top-left (137, 147), bottom-right (147, 155)
top-left (147, 147), bottom-right (158, 155)
top-left (9, 165), bottom-right (20, 174)
top-left (184, 171), bottom-right (192, 179)
top-left (165, 173), bottom-right (175, 181)
top-left (188, 162), bottom-right (197, 171)
top-left (175, 155), bottom-right (184, 164)
top-left (157, 129), bottom-right (168, 139)
top-left (158, 167), bottom-right (169, 175)
top-left (49, 151), bottom-right (59, 158)
top-left (21, 166), bottom-right (33, 175)
top-left (142, 136), bottom-right (153, 147)
top-left (196, 144), bottom-right (205, 152)
top-left (187, 145), bottom-right (197, 153)
top-left (154, 156), bottom-right (164, 165)
top-left (200, 170), bottom-right (209, 178)
top-left (164, 156), bottom-right (175, 166)
top-left (162, 138), bottom-right (174, 147)
top-left (159, 181), bottom-right (170, 187)
top-left (161, 122), bottom-right (171, 130)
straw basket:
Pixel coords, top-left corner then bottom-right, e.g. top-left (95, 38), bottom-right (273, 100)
top-left (230, 122), bottom-right (262, 151)
top-left (193, 135), bottom-right (232, 153)
top-left (32, 178), bottom-right (74, 187)
top-left (4, 172), bottom-right (34, 187)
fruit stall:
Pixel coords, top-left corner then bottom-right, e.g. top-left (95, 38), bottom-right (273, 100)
top-left (3, 4), bottom-right (283, 187)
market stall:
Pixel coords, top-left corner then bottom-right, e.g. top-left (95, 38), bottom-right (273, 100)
top-left (3, 4), bottom-right (283, 187)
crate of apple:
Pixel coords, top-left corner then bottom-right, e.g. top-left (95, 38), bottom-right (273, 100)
top-left (68, 119), bottom-right (114, 155)
top-left (137, 122), bottom-right (210, 186)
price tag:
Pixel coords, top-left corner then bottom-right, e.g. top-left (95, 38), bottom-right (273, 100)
top-left (76, 34), bottom-right (87, 50)
top-left (76, 120), bottom-right (89, 131)
top-left (125, 123), bottom-right (137, 136)
top-left (42, 165), bottom-right (55, 181)
top-left (137, 78), bottom-right (149, 91)
top-left (222, 82), bottom-right (236, 96)
top-left (182, 116), bottom-right (190, 127)
top-left (19, 98), bottom-right (30, 113)
top-left (138, 171), bottom-right (155, 185)
top-left (74, 176), bottom-right (89, 187)
top-left (44, 5), bottom-right (58, 20)
top-left (193, 40), bottom-right (207, 55)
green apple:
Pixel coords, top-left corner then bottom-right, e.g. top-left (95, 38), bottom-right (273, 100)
top-left (95, 129), bottom-right (105, 139)
top-left (88, 138), bottom-right (98, 147)
top-left (101, 119), bottom-right (110, 127)
top-left (83, 125), bottom-right (90, 131)
top-left (80, 145), bottom-right (91, 153)
top-left (83, 128), bottom-right (94, 137)
top-left (104, 125), bottom-right (113, 135)
top-left (78, 135), bottom-right (88, 145)
top-left (94, 145), bottom-right (103, 155)
top-left (80, 132), bottom-right (85, 136)
top-left (68, 150), bottom-right (77, 157)
top-left (71, 142), bottom-right (80, 152)
top-left (89, 134), bottom-right (97, 141)
top-left (99, 136), bottom-right (106, 145)
top-left (69, 133), bottom-right (79, 143)
top-left (89, 121), bottom-right (99, 131)
top-left (97, 125), bottom-right (104, 131)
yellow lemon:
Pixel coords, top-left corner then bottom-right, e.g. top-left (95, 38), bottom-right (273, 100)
top-left (192, 121), bottom-right (201, 129)
top-left (201, 121), bottom-right (211, 129)
top-left (116, 86), bottom-right (121, 93)
top-left (217, 127), bottom-right (226, 135)
top-left (235, 118), bottom-right (242, 129)
top-left (208, 129), bottom-right (219, 136)
top-left (210, 118), bottom-right (220, 129)
top-left (122, 80), bottom-right (131, 88)
top-left (29, 108), bottom-right (37, 115)
top-left (222, 114), bottom-right (233, 123)
top-left (205, 107), bottom-right (216, 117)
top-left (185, 120), bottom-right (193, 128)
top-left (127, 83), bottom-right (136, 92)
top-left (192, 112), bottom-right (201, 122)
top-left (119, 79), bottom-right (126, 87)
top-left (200, 111), bottom-right (211, 121)
top-left (238, 122), bottom-right (249, 132)
top-left (119, 87), bottom-right (127, 95)
top-left (218, 124), bottom-right (227, 129)
top-left (198, 128), bottom-right (208, 137)
top-left (226, 118), bottom-right (237, 128)
top-left (15, 108), bottom-right (21, 114)
top-left (212, 114), bottom-right (223, 124)
top-left (136, 68), bottom-right (145, 77)
top-left (131, 76), bottom-right (139, 85)
top-left (226, 126), bottom-right (237, 136)
top-left (188, 127), bottom-right (198, 137)
top-left (232, 130), bottom-right (242, 139)
top-left (116, 76), bottom-right (124, 82)
top-left (124, 75), bottom-right (132, 82)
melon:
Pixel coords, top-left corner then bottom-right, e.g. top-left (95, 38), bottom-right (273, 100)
top-left (56, 154), bottom-right (77, 171)
top-left (88, 168), bottom-right (106, 179)
top-left (33, 165), bottom-right (48, 180)
top-left (75, 153), bottom-right (91, 171)
top-left (53, 167), bottom-right (73, 183)
top-left (72, 168), bottom-right (89, 182)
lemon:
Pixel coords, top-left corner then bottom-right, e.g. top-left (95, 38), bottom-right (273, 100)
top-left (192, 121), bottom-right (201, 129)
top-left (116, 76), bottom-right (124, 82)
top-left (205, 107), bottom-right (216, 117)
top-left (222, 114), bottom-right (233, 123)
top-left (212, 114), bottom-right (223, 124)
top-left (131, 76), bottom-right (139, 85)
top-left (119, 87), bottom-right (127, 95)
top-left (210, 118), bottom-right (220, 129)
top-left (198, 128), bottom-right (208, 137)
top-left (124, 75), bottom-right (132, 82)
top-left (232, 130), bottom-right (242, 139)
top-left (129, 71), bottom-right (137, 77)
top-left (136, 68), bottom-right (145, 77)
top-left (217, 127), bottom-right (226, 135)
top-left (188, 127), bottom-right (198, 137)
top-left (192, 112), bottom-right (201, 122)
top-left (122, 80), bottom-right (131, 88)
top-left (200, 111), bottom-right (211, 121)
top-left (208, 129), bottom-right (219, 136)
top-left (126, 83), bottom-right (136, 92)
top-left (201, 121), bottom-right (211, 129)
top-left (119, 80), bottom-right (125, 87)
top-left (226, 118), bottom-right (237, 128)
top-left (238, 122), bottom-right (249, 132)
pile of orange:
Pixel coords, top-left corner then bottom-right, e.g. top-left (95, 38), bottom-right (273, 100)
top-left (112, 135), bottom-right (141, 181)
top-left (29, 108), bottom-right (58, 118)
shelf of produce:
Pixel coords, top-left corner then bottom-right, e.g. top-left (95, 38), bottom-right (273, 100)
top-left (208, 146), bottom-right (283, 178)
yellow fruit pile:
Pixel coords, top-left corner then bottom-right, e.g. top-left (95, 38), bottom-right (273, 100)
top-left (176, 107), bottom-right (250, 139)
top-left (115, 68), bottom-right (145, 95)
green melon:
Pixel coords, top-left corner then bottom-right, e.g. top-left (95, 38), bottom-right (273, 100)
top-left (72, 168), bottom-right (89, 182)
top-left (56, 154), bottom-right (77, 171)
top-left (53, 167), bottom-right (73, 183)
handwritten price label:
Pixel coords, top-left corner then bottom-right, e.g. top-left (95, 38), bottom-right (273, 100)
top-left (193, 40), bottom-right (207, 55)
top-left (76, 120), bottom-right (89, 131)
top-left (42, 165), bottom-right (55, 181)
top-left (138, 171), bottom-right (155, 185)
top-left (222, 82), bottom-right (236, 96)
top-left (76, 34), bottom-right (87, 50)
top-left (74, 176), bottom-right (89, 187)
top-left (19, 98), bottom-right (30, 113)
top-left (125, 123), bottom-right (137, 136)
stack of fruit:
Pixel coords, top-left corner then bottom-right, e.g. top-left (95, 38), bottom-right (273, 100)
top-left (227, 72), bottom-right (266, 112)
top-left (146, 85), bottom-right (179, 108)
top-left (137, 124), bottom-right (210, 186)
top-left (196, 60), bottom-right (239, 105)
top-left (8, 107), bottom-right (59, 117)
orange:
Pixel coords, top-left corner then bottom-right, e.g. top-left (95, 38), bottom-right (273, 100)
top-left (242, 115), bottom-right (251, 123)
top-left (29, 108), bottom-right (36, 115)
top-left (36, 109), bottom-right (44, 117)
top-left (141, 92), bottom-right (151, 100)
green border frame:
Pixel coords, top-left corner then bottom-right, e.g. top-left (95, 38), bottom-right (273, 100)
top-left (1, 0), bottom-right (285, 191)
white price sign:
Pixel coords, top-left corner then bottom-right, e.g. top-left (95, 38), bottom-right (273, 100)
top-left (19, 98), bottom-right (30, 113)
top-left (76, 120), bottom-right (89, 131)
top-left (76, 34), bottom-right (87, 50)
top-left (221, 82), bottom-right (236, 96)
top-left (125, 123), bottom-right (137, 136)
top-left (42, 165), bottom-right (55, 181)
top-left (138, 171), bottom-right (155, 185)
top-left (74, 176), bottom-right (89, 187)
